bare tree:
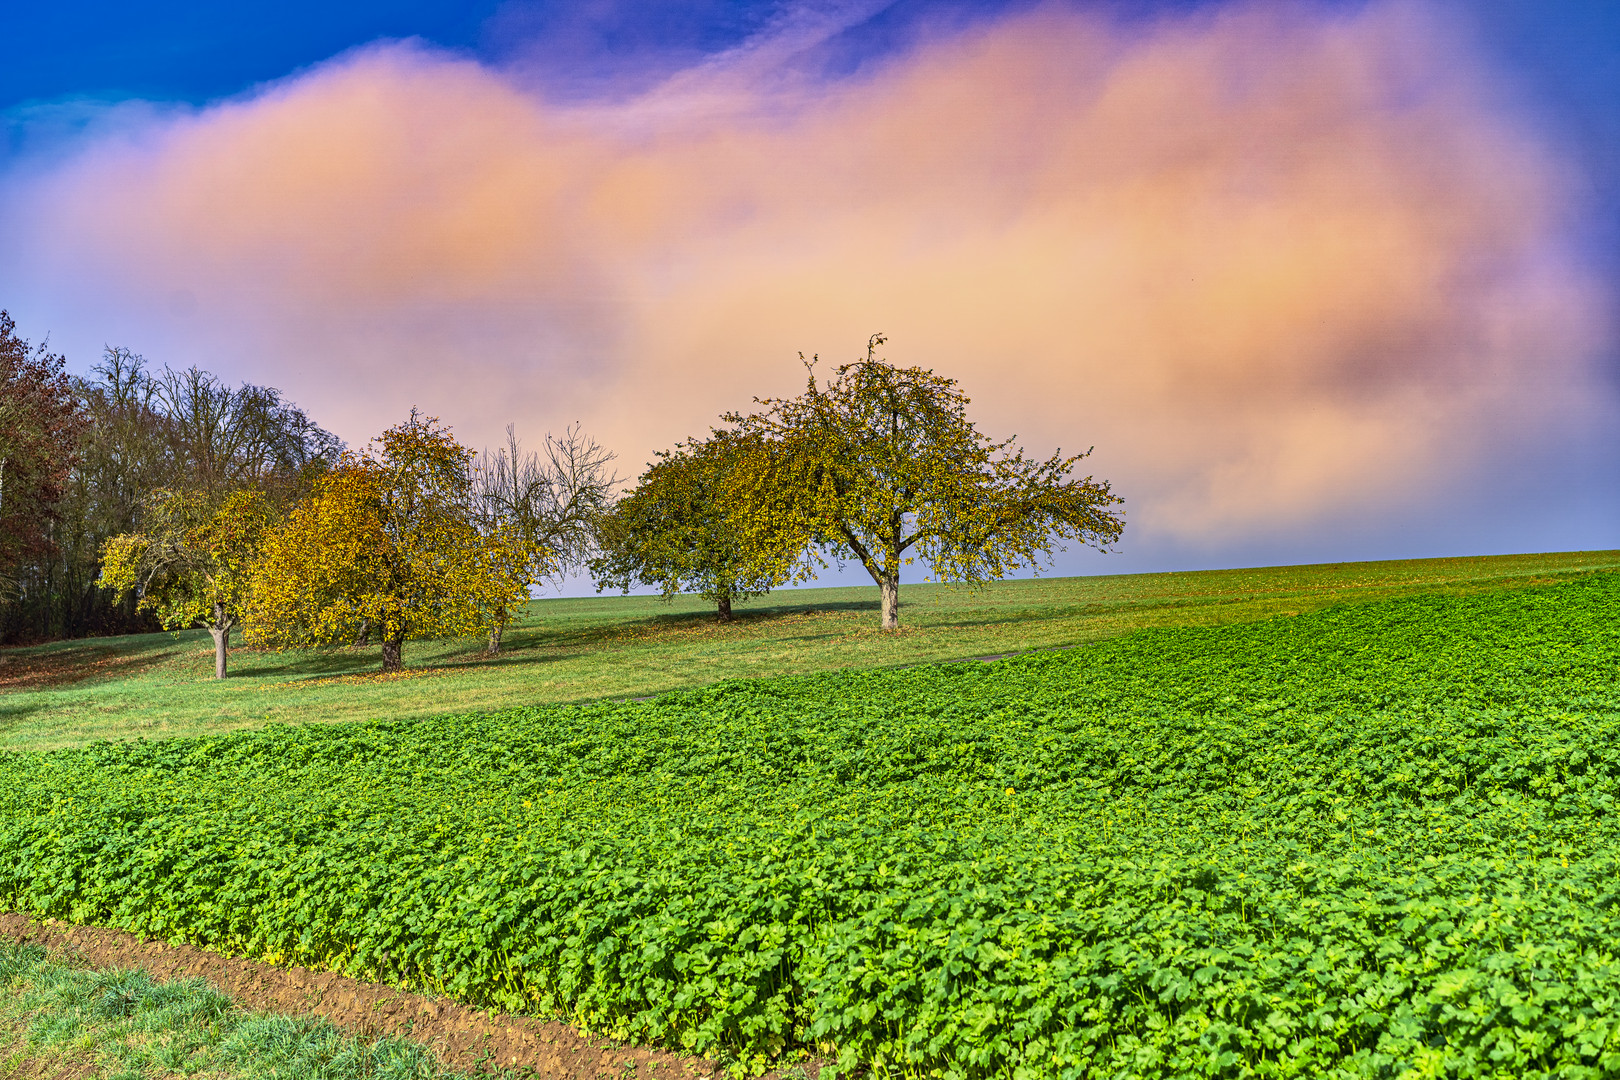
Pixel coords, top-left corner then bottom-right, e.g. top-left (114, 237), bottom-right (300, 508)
top-left (155, 366), bottom-right (342, 501)
top-left (471, 423), bottom-right (619, 654)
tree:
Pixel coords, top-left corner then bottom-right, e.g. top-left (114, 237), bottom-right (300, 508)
top-left (591, 431), bottom-right (788, 621)
top-left (471, 424), bottom-right (618, 654)
top-left (154, 364), bottom-right (341, 503)
top-left (245, 412), bottom-right (527, 672)
top-left (1, 338), bottom-right (342, 646)
top-left (724, 335), bottom-right (1125, 629)
top-left (98, 489), bottom-right (276, 679)
top-left (0, 312), bottom-right (85, 607)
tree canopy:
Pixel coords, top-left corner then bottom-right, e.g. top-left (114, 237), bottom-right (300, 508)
top-left (724, 335), bottom-right (1125, 628)
top-left (0, 312), bottom-right (85, 605)
top-left (592, 431), bottom-right (788, 620)
top-left (245, 412), bottom-right (527, 672)
top-left (98, 488), bottom-right (276, 679)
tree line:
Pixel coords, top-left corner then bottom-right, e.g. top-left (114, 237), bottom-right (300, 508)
top-left (3, 312), bottom-right (1125, 672)
top-left (0, 312), bottom-right (341, 643)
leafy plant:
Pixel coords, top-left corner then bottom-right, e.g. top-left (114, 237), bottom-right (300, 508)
top-left (2, 573), bottom-right (1618, 1078)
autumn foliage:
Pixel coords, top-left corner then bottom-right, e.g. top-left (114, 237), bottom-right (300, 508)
top-left (99, 488), bottom-right (277, 678)
top-left (0, 312), bottom-right (85, 600)
top-left (69, 326), bottom-right (1124, 663)
top-left (245, 413), bottom-right (529, 672)
top-left (724, 335), bottom-right (1125, 628)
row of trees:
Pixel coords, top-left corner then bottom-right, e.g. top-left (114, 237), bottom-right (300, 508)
top-left (8, 306), bottom-right (1123, 671)
top-left (0, 312), bottom-right (341, 643)
top-left (101, 413), bottom-right (618, 677)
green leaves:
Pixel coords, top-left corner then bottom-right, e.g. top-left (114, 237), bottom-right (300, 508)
top-left (0, 574), bottom-right (1618, 1076)
top-left (592, 431), bottom-right (788, 614)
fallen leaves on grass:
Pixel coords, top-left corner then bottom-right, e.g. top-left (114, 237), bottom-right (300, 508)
top-left (260, 668), bottom-right (454, 691)
top-left (0, 648), bottom-right (165, 691)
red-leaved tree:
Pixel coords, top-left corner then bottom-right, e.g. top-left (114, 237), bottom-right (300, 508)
top-left (0, 311), bottom-right (85, 602)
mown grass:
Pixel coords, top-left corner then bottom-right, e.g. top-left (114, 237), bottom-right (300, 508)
top-left (3, 549), bottom-right (1616, 753)
top-left (0, 942), bottom-right (470, 1080)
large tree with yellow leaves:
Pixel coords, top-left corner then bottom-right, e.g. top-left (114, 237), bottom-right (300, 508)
top-left (245, 413), bottom-right (529, 672)
top-left (724, 335), bottom-right (1125, 629)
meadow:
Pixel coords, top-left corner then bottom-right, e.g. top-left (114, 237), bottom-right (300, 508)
top-left (3, 549), bottom-right (1616, 753)
top-left (3, 554), bottom-right (1619, 1077)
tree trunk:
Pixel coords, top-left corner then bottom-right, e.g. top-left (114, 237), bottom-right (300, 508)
top-left (486, 619), bottom-right (505, 656)
top-left (880, 575), bottom-right (900, 630)
top-left (209, 628), bottom-right (228, 679)
top-left (351, 619), bottom-right (371, 647)
top-left (381, 634), bottom-right (404, 673)
top-left (716, 595), bottom-right (733, 622)
top-left (210, 602), bottom-right (230, 679)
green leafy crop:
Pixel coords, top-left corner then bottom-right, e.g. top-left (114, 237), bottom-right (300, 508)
top-left (2, 574), bottom-right (1618, 1078)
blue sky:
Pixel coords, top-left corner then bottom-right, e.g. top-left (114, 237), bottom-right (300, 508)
top-left (2, 0), bottom-right (1615, 585)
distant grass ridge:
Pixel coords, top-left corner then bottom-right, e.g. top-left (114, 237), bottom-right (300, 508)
top-left (3, 573), bottom-right (1619, 1077)
top-left (5, 549), bottom-right (1617, 753)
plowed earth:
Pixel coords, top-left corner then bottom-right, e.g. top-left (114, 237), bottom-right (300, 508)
top-left (0, 912), bottom-right (740, 1079)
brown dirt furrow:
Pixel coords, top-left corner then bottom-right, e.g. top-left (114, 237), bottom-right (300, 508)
top-left (0, 912), bottom-right (727, 1078)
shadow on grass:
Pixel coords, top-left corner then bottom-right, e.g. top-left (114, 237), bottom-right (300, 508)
top-left (230, 648), bottom-right (395, 679)
top-left (0, 644), bottom-right (175, 691)
top-left (0, 699), bottom-right (47, 736)
top-left (503, 599), bottom-right (890, 649)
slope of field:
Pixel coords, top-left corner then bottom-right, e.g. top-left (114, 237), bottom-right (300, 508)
top-left (3, 549), bottom-right (1616, 752)
top-left (3, 572), bottom-right (1617, 1077)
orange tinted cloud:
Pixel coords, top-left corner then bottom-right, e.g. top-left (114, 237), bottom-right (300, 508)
top-left (5, 0), bottom-right (1610, 544)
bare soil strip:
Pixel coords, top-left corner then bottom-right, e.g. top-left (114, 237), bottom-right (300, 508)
top-left (0, 912), bottom-right (728, 1078)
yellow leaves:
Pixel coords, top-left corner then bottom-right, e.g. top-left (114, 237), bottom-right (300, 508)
top-left (96, 533), bottom-right (148, 595)
top-left (244, 413), bottom-right (528, 662)
top-left (97, 488), bottom-right (274, 632)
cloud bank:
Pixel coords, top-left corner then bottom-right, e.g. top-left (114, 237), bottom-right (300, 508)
top-left (2, 0), bottom-right (1612, 561)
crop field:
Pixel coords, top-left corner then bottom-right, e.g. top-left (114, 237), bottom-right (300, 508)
top-left (3, 568), bottom-right (1618, 1077)
top-left (3, 548), bottom-right (1617, 753)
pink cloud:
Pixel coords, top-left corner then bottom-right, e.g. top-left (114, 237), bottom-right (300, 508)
top-left (4, 0), bottom-right (1610, 544)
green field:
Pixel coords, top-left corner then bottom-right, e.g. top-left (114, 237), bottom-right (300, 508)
top-left (3, 562), bottom-right (1619, 1077)
top-left (3, 549), bottom-right (1616, 753)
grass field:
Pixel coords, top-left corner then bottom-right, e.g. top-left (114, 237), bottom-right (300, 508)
top-left (3, 549), bottom-right (1617, 753)
top-left (4, 568), bottom-right (1618, 1077)
top-left (0, 941), bottom-right (468, 1079)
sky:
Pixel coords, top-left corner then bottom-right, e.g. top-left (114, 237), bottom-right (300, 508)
top-left (1, 0), bottom-right (1615, 591)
